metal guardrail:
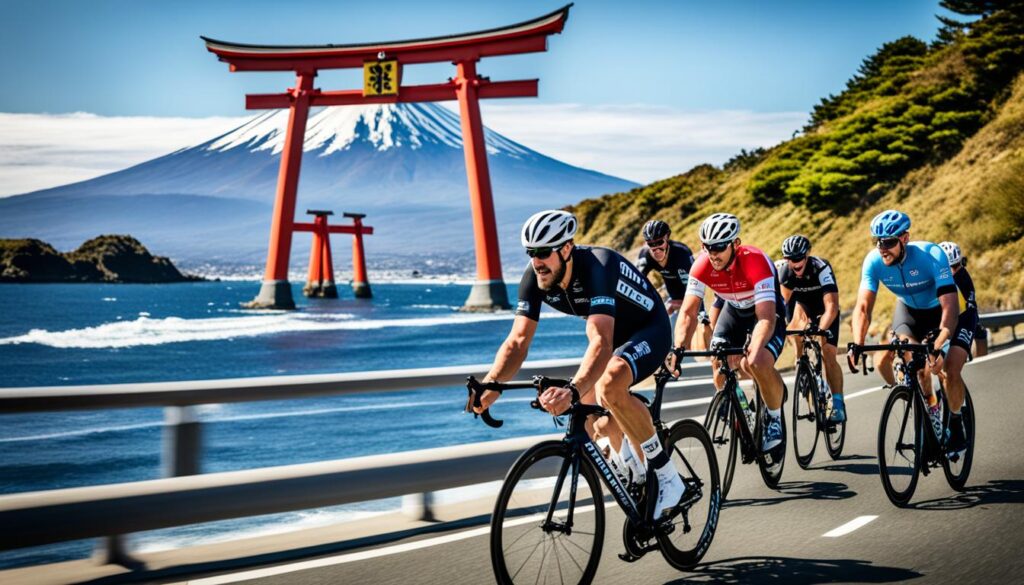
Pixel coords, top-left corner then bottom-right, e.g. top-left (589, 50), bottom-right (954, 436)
top-left (0, 310), bottom-right (1020, 560)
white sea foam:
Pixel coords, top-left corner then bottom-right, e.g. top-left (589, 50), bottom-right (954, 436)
top-left (0, 311), bottom-right (520, 349)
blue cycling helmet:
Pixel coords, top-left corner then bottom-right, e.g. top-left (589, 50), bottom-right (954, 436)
top-left (870, 210), bottom-right (911, 238)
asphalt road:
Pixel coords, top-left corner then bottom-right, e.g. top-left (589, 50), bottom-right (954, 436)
top-left (171, 344), bottom-right (1024, 585)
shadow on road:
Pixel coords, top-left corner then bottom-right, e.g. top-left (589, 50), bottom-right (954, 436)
top-left (724, 480), bottom-right (856, 508)
top-left (666, 556), bottom-right (922, 584)
top-left (913, 479), bottom-right (1024, 511)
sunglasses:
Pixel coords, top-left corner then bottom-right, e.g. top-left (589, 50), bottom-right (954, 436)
top-left (873, 237), bottom-right (901, 250)
top-left (526, 246), bottom-right (557, 259)
top-left (646, 238), bottom-right (667, 248)
top-left (703, 241), bottom-right (732, 253)
top-left (786, 255), bottom-right (807, 263)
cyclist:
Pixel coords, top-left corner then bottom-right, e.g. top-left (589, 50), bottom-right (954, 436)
top-left (778, 235), bottom-right (846, 423)
top-left (849, 210), bottom-right (967, 457)
top-left (672, 213), bottom-right (788, 453)
top-left (939, 242), bottom-right (988, 358)
top-left (473, 210), bottom-right (687, 519)
top-left (636, 219), bottom-right (712, 351)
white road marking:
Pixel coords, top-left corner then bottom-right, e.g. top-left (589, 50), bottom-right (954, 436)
top-left (823, 515), bottom-right (878, 537)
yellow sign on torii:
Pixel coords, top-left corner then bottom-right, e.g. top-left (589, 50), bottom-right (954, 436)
top-left (363, 60), bottom-right (400, 96)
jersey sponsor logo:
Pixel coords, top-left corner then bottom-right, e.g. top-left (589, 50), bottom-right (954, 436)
top-left (910, 269), bottom-right (920, 277)
top-left (628, 340), bottom-right (652, 362)
top-left (615, 280), bottom-right (655, 311)
top-left (619, 261), bottom-right (646, 287)
top-left (754, 278), bottom-right (775, 293)
top-left (592, 296), bottom-right (615, 307)
top-left (677, 269), bottom-right (688, 281)
top-left (571, 281), bottom-right (584, 294)
top-left (573, 296), bottom-right (591, 305)
top-left (958, 328), bottom-right (974, 345)
top-left (545, 294), bottom-right (561, 304)
top-left (516, 301), bottom-right (530, 313)
top-left (820, 270), bottom-right (836, 286)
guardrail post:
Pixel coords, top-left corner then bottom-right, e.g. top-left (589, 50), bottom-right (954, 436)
top-left (402, 492), bottom-right (436, 522)
top-left (164, 406), bottom-right (203, 476)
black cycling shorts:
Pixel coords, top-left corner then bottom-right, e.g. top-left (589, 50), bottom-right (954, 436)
top-left (711, 303), bottom-right (786, 361)
top-left (892, 301), bottom-right (942, 342)
top-left (951, 309), bottom-right (979, 353)
top-left (974, 323), bottom-right (989, 341)
top-left (614, 316), bottom-right (672, 385)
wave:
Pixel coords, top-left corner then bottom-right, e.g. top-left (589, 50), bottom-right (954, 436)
top-left (0, 310), bottom-right (519, 349)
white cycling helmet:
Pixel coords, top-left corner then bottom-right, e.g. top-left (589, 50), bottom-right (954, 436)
top-left (521, 210), bottom-right (578, 248)
top-left (699, 213), bottom-right (741, 245)
top-left (938, 241), bottom-right (963, 266)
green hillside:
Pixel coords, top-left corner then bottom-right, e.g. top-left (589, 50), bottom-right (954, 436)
top-left (571, 1), bottom-right (1024, 330)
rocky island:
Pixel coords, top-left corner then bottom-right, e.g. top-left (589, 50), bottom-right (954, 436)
top-left (0, 235), bottom-right (203, 283)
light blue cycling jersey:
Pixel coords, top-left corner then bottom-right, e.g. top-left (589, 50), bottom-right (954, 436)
top-left (860, 241), bottom-right (956, 310)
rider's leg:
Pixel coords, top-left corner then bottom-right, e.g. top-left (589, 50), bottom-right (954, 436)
top-left (748, 346), bottom-right (784, 410)
top-left (875, 349), bottom-right (897, 386)
top-left (595, 357), bottom-right (657, 465)
top-left (592, 414), bottom-right (624, 453)
top-left (944, 345), bottom-right (969, 415)
top-left (822, 343), bottom-right (844, 396)
top-left (974, 327), bottom-right (989, 357)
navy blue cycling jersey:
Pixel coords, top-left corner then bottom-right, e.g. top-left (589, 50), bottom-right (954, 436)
top-left (636, 240), bottom-right (696, 300)
top-left (953, 267), bottom-right (978, 313)
top-left (860, 241), bottom-right (956, 309)
top-left (778, 256), bottom-right (839, 316)
top-left (516, 245), bottom-right (665, 347)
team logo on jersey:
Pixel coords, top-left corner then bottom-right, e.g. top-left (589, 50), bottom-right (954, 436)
top-left (516, 301), bottom-right (530, 313)
top-left (619, 261), bottom-right (646, 288)
top-left (571, 281), bottom-right (584, 293)
top-left (909, 269), bottom-right (920, 277)
top-left (628, 340), bottom-right (652, 361)
top-left (615, 281), bottom-right (655, 310)
top-left (545, 294), bottom-right (561, 304)
top-left (592, 296), bottom-right (615, 307)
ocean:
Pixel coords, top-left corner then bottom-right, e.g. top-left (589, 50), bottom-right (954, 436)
top-left (0, 280), bottom-right (590, 568)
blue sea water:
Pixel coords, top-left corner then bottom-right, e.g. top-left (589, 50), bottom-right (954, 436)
top-left (0, 281), bottom-right (589, 568)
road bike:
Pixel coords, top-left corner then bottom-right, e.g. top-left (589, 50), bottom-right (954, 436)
top-left (466, 355), bottom-right (720, 584)
top-left (788, 326), bottom-right (845, 467)
top-left (693, 345), bottom-right (787, 501)
top-left (849, 335), bottom-right (975, 506)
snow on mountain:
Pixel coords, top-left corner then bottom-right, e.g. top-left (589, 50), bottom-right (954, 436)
top-left (0, 103), bottom-right (637, 266)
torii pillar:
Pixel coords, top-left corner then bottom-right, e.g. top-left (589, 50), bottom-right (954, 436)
top-left (294, 210), bottom-right (374, 299)
top-left (203, 5), bottom-right (572, 311)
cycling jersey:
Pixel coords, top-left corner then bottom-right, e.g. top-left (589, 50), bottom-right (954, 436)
top-left (515, 245), bottom-right (671, 383)
top-left (636, 240), bottom-right (696, 300)
top-left (778, 255), bottom-right (840, 345)
top-left (859, 242), bottom-right (956, 310)
top-left (686, 245), bottom-right (785, 313)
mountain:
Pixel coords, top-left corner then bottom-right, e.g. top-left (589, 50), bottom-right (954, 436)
top-left (0, 103), bottom-right (636, 270)
top-left (570, 3), bottom-right (1024, 318)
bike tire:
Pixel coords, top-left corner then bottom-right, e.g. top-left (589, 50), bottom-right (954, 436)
top-left (942, 385), bottom-right (975, 491)
top-left (704, 390), bottom-right (738, 501)
top-left (792, 362), bottom-right (818, 469)
top-left (657, 419), bottom-right (722, 570)
top-left (755, 387), bottom-right (786, 489)
top-left (877, 385), bottom-right (921, 507)
top-left (491, 441), bottom-right (605, 585)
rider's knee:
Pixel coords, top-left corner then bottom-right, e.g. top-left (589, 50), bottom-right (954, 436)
top-left (596, 359), bottom-right (632, 407)
top-left (746, 348), bottom-right (774, 374)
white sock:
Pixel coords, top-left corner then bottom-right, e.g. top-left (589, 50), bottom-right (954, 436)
top-left (620, 436), bottom-right (646, 482)
top-left (768, 407), bottom-right (781, 419)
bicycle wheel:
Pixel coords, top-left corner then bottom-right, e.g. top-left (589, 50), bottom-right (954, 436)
top-left (877, 385), bottom-right (921, 507)
top-left (942, 385), bottom-right (975, 491)
top-left (491, 441), bottom-right (605, 585)
top-left (704, 390), bottom-right (738, 501)
top-left (791, 361), bottom-right (819, 469)
top-left (657, 419), bottom-right (722, 570)
top-left (824, 390), bottom-right (846, 460)
top-left (755, 387), bottom-right (786, 489)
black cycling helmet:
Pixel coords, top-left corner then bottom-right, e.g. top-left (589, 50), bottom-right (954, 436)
top-left (642, 220), bottom-right (671, 242)
top-left (781, 234), bottom-right (811, 259)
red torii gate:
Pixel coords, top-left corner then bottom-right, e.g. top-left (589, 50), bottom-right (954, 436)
top-left (297, 210), bottom-right (373, 299)
top-left (203, 5), bottom-right (572, 310)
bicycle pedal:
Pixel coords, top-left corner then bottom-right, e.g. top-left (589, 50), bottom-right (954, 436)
top-left (618, 551), bottom-right (643, 563)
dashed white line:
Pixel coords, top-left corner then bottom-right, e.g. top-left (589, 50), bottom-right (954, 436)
top-left (823, 515), bottom-right (878, 537)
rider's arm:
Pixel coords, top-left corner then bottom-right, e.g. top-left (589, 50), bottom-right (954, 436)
top-left (821, 291), bottom-right (840, 332)
top-left (851, 288), bottom-right (876, 346)
top-left (483, 316), bottom-right (538, 383)
top-left (674, 293), bottom-right (704, 349)
top-left (571, 314), bottom-right (616, 400)
top-left (933, 291), bottom-right (958, 351)
top-left (780, 284), bottom-right (794, 324)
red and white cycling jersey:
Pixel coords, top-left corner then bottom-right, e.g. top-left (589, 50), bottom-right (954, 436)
top-left (685, 245), bottom-right (782, 311)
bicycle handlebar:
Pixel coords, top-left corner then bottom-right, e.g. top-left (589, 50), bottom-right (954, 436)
top-left (466, 375), bottom-right (573, 428)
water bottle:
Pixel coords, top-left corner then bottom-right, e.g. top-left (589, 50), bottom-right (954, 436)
top-left (736, 386), bottom-right (756, 431)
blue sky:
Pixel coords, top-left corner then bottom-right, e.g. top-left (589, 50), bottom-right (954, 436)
top-left (1, 0), bottom-right (954, 117)
top-left (0, 1), bottom-right (959, 194)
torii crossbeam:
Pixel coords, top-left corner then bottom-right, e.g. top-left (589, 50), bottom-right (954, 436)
top-left (203, 4), bottom-right (572, 310)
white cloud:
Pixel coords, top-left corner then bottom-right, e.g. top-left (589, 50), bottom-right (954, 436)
top-left (0, 112), bottom-right (246, 197)
top-left (0, 105), bottom-right (807, 197)
top-left (471, 103), bottom-right (807, 183)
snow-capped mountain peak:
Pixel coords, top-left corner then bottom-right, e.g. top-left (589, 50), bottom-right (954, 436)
top-left (205, 102), bottom-right (529, 157)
